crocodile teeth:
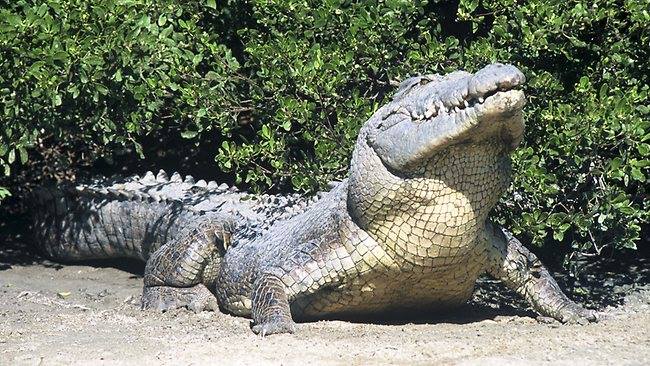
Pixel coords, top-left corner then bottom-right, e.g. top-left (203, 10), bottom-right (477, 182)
top-left (435, 101), bottom-right (445, 114)
top-left (463, 100), bottom-right (469, 108)
top-left (411, 111), bottom-right (424, 120)
top-left (195, 180), bottom-right (208, 188)
top-left (388, 106), bottom-right (410, 119)
top-left (207, 181), bottom-right (218, 189)
top-left (424, 103), bottom-right (437, 119)
top-left (479, 97), bottom-right (484, 103)
top-left (218, 183), bottom-right (229, 191)
top-left (454, 106), bottom-right (461, 113)
top-left (184, 175), bottom-right (195, 184)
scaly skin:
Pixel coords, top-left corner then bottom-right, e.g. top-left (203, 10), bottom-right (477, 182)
top-left (31, 63), bottom-right (597, 336)
top-left (31, 171), bottom-right (315, 262)
top-left (214, 63), bottom-right (596, 334)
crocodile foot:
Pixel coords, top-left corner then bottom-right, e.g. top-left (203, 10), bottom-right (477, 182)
top-left (251, 317), bottom-right (296, 336)
top-left (537, 302), bottom-right (598, 325)
top-left (555, 302), bottom-right (599, 325)
top-left (141, 284), bottom-right (218, 313)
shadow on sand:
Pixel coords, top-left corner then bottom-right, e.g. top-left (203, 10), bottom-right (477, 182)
top-left (1, 212), bottom-right (647, 325)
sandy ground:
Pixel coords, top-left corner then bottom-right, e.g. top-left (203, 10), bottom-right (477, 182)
top-left (1, 240), bottom-right (649, 365)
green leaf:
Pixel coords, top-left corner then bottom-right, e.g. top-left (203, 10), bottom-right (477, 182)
top-left (221, 140), bottom-right (231, 153)
top-left (630, 167), bottom-right (645, 181)
top-left (18, 147), bottom-right (28, 164)
top-left (205, 71), bottom-right (219, 80)
top-left (160, 25), bottom-right (173, 38)
top-left (282, 120), bottom-right (291, 131)
top-left (36, 3), bottom-right (48, 17)
top-left (181, 130), bottom-right (198, 139)
top-left (96, 84), bottom-right (108, 95)
top-left (0, 187), bottom-right (11, 200)
top-left (261, 124), bottom-right (271, 139)
top-left (52, 94), bottom-right (62, 107)
top-left (206, 0), bottom-right (217, 10)
top-left (52, 51), bottom-right (68, 62)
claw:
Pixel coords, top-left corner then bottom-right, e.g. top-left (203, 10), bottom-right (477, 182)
top-left (251, 319), bottom-right (296, 336)
top-left (556, 303), bottom-right (599, 325)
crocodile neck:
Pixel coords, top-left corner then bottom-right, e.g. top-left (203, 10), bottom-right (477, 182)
top-left (348, 140), bottom-right (511, 265)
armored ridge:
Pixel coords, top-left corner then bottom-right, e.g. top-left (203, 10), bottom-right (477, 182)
top-left (30, 170), bottom-right (317, 261)
top-left (31, 63), bottom-right (597, 336)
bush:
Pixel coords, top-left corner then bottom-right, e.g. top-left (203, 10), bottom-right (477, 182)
top-left (0, 0), bottom-right (246, 179)
top-left (0, 0), bottom-right (647, 260)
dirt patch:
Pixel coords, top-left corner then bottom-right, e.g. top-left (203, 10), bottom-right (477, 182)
top-left (1, 238), bottom-right (649, 365)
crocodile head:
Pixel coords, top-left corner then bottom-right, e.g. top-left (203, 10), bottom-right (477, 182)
top-left (347, 63), bottom-right (526, 261)
top-left (365, 63), bottom-right (526, 171)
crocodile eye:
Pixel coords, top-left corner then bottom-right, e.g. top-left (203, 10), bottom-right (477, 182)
top-left (419, 79), bottom-right (430, 86)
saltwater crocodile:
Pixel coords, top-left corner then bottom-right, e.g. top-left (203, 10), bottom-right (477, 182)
top-left (31, 63), bottom-right (597, 335)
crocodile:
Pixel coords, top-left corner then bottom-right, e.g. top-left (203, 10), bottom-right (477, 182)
top-left (30, 63), bottom-right (597, 336)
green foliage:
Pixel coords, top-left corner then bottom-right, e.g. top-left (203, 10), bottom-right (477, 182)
top-left (0, 0), bottom-right (647, 258)
top-left (0, 0), bottom-right (245, 176)
top-left (0, 187), bottom-right (10, 200)
top-left (475, 0), bottom-right (650, 256)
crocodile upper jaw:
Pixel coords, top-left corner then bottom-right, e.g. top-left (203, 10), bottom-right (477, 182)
top-left (366, 64), bottom-right (526, 171)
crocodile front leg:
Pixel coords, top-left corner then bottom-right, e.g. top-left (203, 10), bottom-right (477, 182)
top-left (142, 215), bottom-right (234, 312)
top-left (483, 223), bottom-right (597, 324)
top-left (222, 235), bottom-right (351, 336)
top-left (251, 273), bottom-right (296, 336)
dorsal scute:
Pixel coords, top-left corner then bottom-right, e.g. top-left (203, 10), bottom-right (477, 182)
top-left (46, 170), bottom-right (327, 238)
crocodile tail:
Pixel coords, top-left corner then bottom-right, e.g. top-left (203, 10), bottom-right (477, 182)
top-left (27, 169), bottom-right (328, 262)
top-left (28, 184), bottom-right (190, 262)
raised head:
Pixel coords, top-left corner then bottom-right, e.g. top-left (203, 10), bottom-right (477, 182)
top-left (363, 63), bottom-right (525, 172)
top-left (347, 64), bottom-right (527, 258)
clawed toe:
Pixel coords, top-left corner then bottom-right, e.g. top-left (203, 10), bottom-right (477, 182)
top-left (251, 319), bottom-right (296, 336)
top-left (556, 303), bottom-right (599, 325)
top-left (563, 309), bottom-right (598, 325)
